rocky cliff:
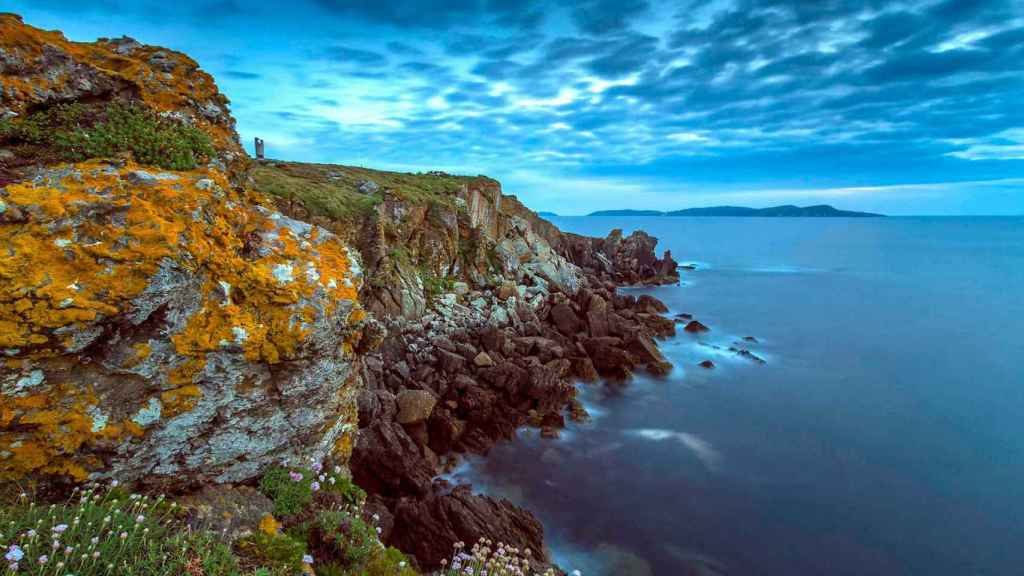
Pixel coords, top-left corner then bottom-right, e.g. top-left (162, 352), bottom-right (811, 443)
top-left (256, 161), bottom-right (680, 569)
top-left (2, 14), bottom-right (682, 573)
top-left (0, 15), bottom-right (368, 489)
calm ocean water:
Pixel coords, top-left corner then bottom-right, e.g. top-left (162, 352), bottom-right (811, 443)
top-left (449, 216), bottom-right (1024, 576)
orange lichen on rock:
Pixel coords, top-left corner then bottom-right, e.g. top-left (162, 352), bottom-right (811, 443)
top-left (0, 13), bottom-right (243, 167)
top-left (1, 159), bottom-right (366, 482)
top-left (0, 383), bottom-right (103, 481)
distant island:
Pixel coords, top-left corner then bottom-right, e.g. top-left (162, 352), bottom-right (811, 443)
top-left (589, 204), bottom-right (885, 217)
top-left (537, 211), bottom-right (560, 219)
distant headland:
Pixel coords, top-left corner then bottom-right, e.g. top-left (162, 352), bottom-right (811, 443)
top-left (588, 204), bottom-right (885, 217)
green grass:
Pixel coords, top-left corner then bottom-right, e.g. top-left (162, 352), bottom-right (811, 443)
top-left (0, 488), bottom-right (240, 576)
top-left (0, 101), bottom-right (215, 170)
top-left (249, 161), bottom-right (480, 223)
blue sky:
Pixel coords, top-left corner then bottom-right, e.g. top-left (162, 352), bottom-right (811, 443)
top-left (9, 0), bottom-right (1024, 214)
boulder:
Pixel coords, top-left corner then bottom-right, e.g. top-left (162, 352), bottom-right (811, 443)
top-left (396, 390), bottom-right (438, 424)
top-left (684, 320), bottom-right (710, 333)
top-left (637, 294), bottom-right (669, 314)
top-left (699, 360), bottom-right (716, 369)
top-left (473, 351), bottom-right (494, 367)
top-left (549, 303), bottom-right (581, 335)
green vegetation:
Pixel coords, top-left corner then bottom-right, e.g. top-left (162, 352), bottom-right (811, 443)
top-left (0, 101), bottom-right (215, 170)
top-left (421, 268), bottom-right (455, 300)
top-left (235, 532), bottom-right (307, 575)
top-left (259, 466), bottom-right (315, 517)
top-left (0, 488), bottom-right (240, 576)
top-left (0, 465), bottom-right (410, 576)
top-left (249, 463), bottom-right (413, 575)
top-left (250, 161), bottom-right (472, 222)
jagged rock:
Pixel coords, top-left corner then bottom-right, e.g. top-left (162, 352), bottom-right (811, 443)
top-left (637, 294), bottom-right (669, 314)
top-left (389, 485), bottom-right (550, 571)
top-left (396, 390), bottom-right (437, 425)
top-left (435, 349), bottom-right (466, 374)
top-left (699, 360), bottom-right (716, 369)
top-left (351, 419), bottom-right (433, 497)
top-left (549, 303), bottom-right (581, 335)
top-left (685, 320), bottom-right (710, 333)
top-left (571, 357), bottom-right (600, 383)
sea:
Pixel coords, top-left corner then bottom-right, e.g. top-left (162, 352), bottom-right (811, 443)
top-left (446, 216), bottom-right (1024, 576)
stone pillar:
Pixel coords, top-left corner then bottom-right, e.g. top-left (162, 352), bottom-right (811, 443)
top-left (254, 137), bottom-right (265, 160)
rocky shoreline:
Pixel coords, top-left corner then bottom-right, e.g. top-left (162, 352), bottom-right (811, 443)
top-left (349, 232), bottom-right (680, 571)
top-left (0, 14), bottom-right (684, 575)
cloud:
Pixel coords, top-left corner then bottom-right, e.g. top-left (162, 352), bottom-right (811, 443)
top-left (570, 0), bottom-right (650, 35)
top-left (321, 45), bottom-right (389, 66)
top-left (11, 0), bottom-right (1023, 214)
top-left (221, 69), bottom-right (262, 80)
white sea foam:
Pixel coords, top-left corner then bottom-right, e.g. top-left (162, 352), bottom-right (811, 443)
top-left (627, 428), bottom-right (722, 471)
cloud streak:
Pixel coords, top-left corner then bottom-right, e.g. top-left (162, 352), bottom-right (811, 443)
top-left (9, 0), bottom-right (1024, 214)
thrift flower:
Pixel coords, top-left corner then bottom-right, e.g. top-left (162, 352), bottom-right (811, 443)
top-left (37, 555), bottom-right (48, 564)
top-left (302, 554), bottom-right (314, 564)
top-left (52, 524), bottom-right (68, 534)
top-left (310, 481), bottom-right (320, 492)
top-left (5, 546), bottom-right (23, 562)
top-left (289, 471), bottom-right (303, 482)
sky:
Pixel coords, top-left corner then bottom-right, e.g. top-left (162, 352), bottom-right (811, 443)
top-left (8, 0), bottom-right (1024, 215)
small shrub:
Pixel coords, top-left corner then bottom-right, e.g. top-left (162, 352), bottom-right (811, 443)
top-left (235, 532), bottom-right (306, 575)
top-left (259, 466), bottom-right (314, 517)
top-left (325, 476), bottom-right (366, 508)
top-left (365, 546), bottom-right (417, 576)
top-left (0, 101), bottom-right (214, 170)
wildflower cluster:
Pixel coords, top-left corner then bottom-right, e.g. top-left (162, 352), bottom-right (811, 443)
top-left (239, 461), bottom-right (415, 576)
top-left (0, 484), bottom-right (235, 576)
top-left (436, 539), bottom-right (567, 576)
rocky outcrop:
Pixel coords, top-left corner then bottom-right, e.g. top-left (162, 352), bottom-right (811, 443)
top-left (561, 228), bottom-right (679, 286)
top-left (0, 14), bottom-right (245, 183)
top-left (0, 160), bottom-right (368, 485)
top-left (349, 240), bottom-right (678, 568)
top-left (387, 485), bottom-right (552, 573)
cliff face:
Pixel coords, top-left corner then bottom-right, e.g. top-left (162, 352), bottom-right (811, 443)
top-left (2, 14), bottom-right (684, 572)
top-left (255, 162), bottom-right (681, 570)
top-left (0, 17), bottom-right (367, 487)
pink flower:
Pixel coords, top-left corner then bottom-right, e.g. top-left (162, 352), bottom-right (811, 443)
top-left (311, 462), bottom-right (323, 473)
top-left (310, 482), bottom-right (320, 492)
top-left (289, 471), bottom-right (303, 482)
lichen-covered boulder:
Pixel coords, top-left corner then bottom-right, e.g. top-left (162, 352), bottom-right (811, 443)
top-left (0, 14), bottom-right (245, 179)
top-left (0, 161), bottom-right (367, 485)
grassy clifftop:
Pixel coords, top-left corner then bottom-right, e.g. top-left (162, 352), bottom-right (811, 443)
top-left (251, 161), bottom-right (498, 222)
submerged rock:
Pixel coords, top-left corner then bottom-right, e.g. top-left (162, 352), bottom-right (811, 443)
top-left (684, 320), bottom-right (711, 333)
